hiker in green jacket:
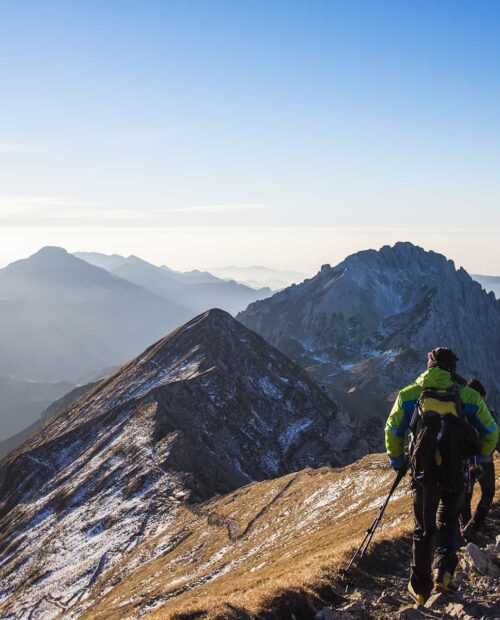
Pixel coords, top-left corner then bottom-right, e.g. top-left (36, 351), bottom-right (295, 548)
top-left (385, 348), bottom-right (498, 606)
top-left (460, 378), bottom-right (498, 541)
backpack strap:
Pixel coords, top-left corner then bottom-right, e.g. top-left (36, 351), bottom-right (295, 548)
top-left (452, 383), bottom-right (464, 421)
top-left (410, 395), bottom-right (423, 432)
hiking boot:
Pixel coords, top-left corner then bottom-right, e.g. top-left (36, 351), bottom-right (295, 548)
top-left (407, 582), bottom-right (428, 606)
top-left (433, 570), bottom-right (458, 594)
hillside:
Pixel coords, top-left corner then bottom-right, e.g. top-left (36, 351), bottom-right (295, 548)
top-left (78, 454), bottom-right (500, 620)
top-left (75, 252), bottom-right (273, 315)
top-left (0, 309), bottom-right (355, 619)
top-left (65, 455), bottom-right (414, 619)
top-left (238, 243), bottom-right (500, 438)
top-left (2, 452), bottom-right (497, 619)
top-left (0, 247), bottom-right (191, 381)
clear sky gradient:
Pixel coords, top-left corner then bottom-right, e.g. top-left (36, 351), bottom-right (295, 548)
top-left (1, 1), bottom-right (499, 273)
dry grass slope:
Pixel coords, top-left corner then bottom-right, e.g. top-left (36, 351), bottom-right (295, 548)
top-left (72, 454), bottom-right (416, 619)
top-left (2, 453), bottom-right (498, 619)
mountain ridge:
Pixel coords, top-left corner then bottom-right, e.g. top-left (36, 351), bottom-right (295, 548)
top-left (0, 309), bottom-right (355, 618)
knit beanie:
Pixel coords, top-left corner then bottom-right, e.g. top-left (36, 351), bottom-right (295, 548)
top-left (427, 347), bottom-right (459, 373)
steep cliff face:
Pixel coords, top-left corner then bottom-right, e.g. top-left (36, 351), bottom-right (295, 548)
top-left (238, 243), bottom-right (500, 425)
top-left (0, 309), bottom-right (351, 618)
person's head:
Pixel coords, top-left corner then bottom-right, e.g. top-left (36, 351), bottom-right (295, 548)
top-left (468, 378), bottom-right (486, 398)
top-left (427, 347), bottom-right (459, 374)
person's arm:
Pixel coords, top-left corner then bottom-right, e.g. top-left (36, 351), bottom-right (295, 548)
top-left (462, 388), bottom-right (499, 459)
top-left (475, 400), bottom-right (499, 458)
top-left (385, 389), bottom-right (416, 468)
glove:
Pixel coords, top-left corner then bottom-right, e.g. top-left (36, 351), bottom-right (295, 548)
top-left (396, 461), bottom-right (408, 477)
top-left (390, 455), bottom-right (408, 475)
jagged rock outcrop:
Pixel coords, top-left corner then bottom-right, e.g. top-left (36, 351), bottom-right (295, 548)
top-left (0, 309), bottom-right (350, 619)
top-left (473, 274), bottom-right (500, 299)
top-left (238, 243), bottom-right (500, 440)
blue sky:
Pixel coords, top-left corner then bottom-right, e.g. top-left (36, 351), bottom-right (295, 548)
top-left (1, 1), bottom-right (499, 273)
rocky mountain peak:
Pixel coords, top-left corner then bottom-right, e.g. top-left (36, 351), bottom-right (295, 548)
top-left (2, 245), bottom-right (113, 283)
top-left (30, 245), bottom-right (70, 260)
top-left (330, 242), bottom-right (458, 286)
top-left (238, 243), bottom-right (500, 437)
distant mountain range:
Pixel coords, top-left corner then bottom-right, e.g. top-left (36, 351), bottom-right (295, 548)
top-left (0, 309), bottom-right (355, 618)
top-left (2, 245), bottom-right (498, 451)
top-left (206, 265), bottom-right (308, 290)
top-left (0, 247), bottom-right (190, 384)
top-left (0, 248), bottom-right (273, 441)
top-left (239, 242), bottom-right (500, 435)
top-left (75, 252), bottom-right (273, 315)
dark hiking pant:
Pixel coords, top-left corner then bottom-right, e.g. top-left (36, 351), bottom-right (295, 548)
top-left (460, 461), bottom-right (496, 529)
top-left (410, 480), bottom-right (464, 598)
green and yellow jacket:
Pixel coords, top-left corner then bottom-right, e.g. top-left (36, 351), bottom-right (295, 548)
top-left (385, 367), bottom-right (499, 468)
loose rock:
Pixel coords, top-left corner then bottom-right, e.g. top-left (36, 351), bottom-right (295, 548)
top-left (463, 543), bottom-right (500, 577)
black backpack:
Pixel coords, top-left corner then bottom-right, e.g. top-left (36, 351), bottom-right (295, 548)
top-left (409, 385), bottom-right (482, 492)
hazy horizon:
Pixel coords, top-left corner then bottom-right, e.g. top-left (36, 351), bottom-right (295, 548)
top-left (1, 235), bottom-right (499, 279)
top-left (1, 2), bottom-right (499, 274)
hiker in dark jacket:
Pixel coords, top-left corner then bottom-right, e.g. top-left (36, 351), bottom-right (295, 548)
top-left (460, 378), bottom-right (498, 540)
top-left (385, 348), bottom-right (498, 606)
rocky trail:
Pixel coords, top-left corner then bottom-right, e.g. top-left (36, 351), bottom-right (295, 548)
top-left (48, 455), bottom-right (494, 620)
top-left (313, 504), bottom-right (500, 620)
top-left (191, 504), bottom-right (500, 619)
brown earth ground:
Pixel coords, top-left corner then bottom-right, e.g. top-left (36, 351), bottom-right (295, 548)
top-left (56, 454), bottom-right (499, 620)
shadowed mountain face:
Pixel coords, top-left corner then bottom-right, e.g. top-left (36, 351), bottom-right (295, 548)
top-left (238, 243), bottom-right (500, 430)
top-left (0, 310), bottom-right (351, 617)
top-left (75, 252), bottom-right (273, 315)
top-left (0, 247), bottom-right (191, 382)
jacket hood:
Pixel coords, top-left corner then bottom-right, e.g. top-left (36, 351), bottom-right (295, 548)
top-left (415, 367), bottom-right (455, 389)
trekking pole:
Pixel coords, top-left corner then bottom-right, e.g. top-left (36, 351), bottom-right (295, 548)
top-left (343, 467), bottom-right (406, 577)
